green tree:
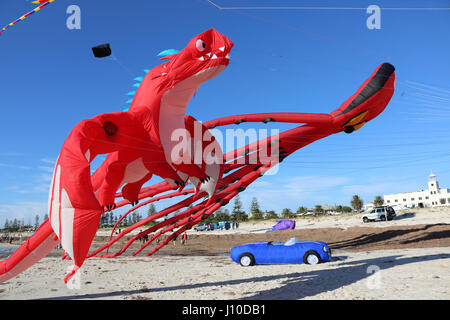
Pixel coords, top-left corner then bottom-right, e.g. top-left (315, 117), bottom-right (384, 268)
top-left (123, 215), bottom-right (130, 226)
top-left (34, 215), bottom-right (40, 229)
top-left (296, 206), bottom-right (307, 215)
top-left (250, 198), bottom-right (263, 219)
top-left (342, 206), bottom-right (352, 213)
top-left (231, 195), bottom-right (248, 221)
top-left (281, 208), bottom-right (295, 218)
top-left (232, 211), bottom-right (248, 222)
top-left (131, 211), bottom-right (137, 224)
top-left (232, 195), bottom-right (243, 214)
top-left (12, 219), bottom-right (18, 231)
top-left (351, 195), bottom-right (364, 212)
top-left (250, 197), bottom-right (260, 214)
top-left (214, 208), bottom-right (230, 221)
top-left (314, 205), bottom-right (325, 215)
top-left (109, 212), bottom-right (115, 225)
top-left (252, 211), bottom-right (264, 220)
top-left (147, 203), bottom-right (157, 217)
top-left (264, 210), bottom-right (278, 219)
top-left (374, 195), bottom-right (384, 207)
top-left (136, 211), bottom-right (142, 223)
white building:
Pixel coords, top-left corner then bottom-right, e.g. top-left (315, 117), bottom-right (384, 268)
top-left (384, 173), bottom-right (450, 209)
top-left (363, 202), bottom-right (375, 212)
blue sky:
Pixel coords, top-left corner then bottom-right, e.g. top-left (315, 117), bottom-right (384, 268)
top-left (0, 0), bottom-right (449, 225)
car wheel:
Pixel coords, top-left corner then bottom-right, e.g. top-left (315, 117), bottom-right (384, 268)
top-left (303, 250), bottom-right (321, 265)
top-left (363, 217), bottom-right (369, 223)
top-left (239, 253), bottom-right (255, 267)
top-left (380, 215), bottom-right (386, 221)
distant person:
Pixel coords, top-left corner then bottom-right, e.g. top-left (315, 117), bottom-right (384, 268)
top-left (181, 232), bottom-right (187, 245)
top-left (173, 235), bottom-right (177, 246)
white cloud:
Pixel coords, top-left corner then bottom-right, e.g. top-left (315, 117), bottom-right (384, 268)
top-left (0, 163), bottom-right (32, 170)
top-left (0, 201), bottom-right (48, 227)
top-left (342, 183), bottom-right (392, 196)
top-left (40, 158), bottom-right (57, 165)
top-left (226, 174), bottom-right (352, 212)
top-left (0, 152), bottom-right (24, 157)
top-left (38, 165), bottom-right (55, 173)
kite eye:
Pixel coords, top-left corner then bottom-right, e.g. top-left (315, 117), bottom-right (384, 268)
top-left (196, 39), bottom-right (206, 52)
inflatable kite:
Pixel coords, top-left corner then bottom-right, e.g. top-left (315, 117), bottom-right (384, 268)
top-left (0, 1), bottom-right (55, 36)
top-left (0, 28), bottom-right (396, 284)
top-left (92, 44), bottom-right (112, 58)
top-left (267, 220), bottom-right (296, 232)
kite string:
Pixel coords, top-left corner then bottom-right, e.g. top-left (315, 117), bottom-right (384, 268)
top-left (108, 54), bottom-right (136, 78)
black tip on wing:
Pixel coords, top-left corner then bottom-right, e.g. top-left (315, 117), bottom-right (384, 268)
top-left (337, 62), bottom-right (395, 116)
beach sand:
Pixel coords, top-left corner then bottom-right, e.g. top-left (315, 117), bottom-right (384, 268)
top-left (0, 247), bottom-right (449, 300)
top-left (0, 207), bottom-right (449, 300)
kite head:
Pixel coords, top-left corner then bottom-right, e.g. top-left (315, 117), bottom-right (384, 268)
top-left (156, 29), bottom-right (233, 90)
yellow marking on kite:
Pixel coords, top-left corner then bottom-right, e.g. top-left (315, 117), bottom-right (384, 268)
top-left (352, 121), bottom-right (367, 132)
top-left (344, 110), bottom-right (368, 127)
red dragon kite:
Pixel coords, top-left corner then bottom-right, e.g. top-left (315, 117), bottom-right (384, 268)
top-left (0, 29), bottom-right (396, 283)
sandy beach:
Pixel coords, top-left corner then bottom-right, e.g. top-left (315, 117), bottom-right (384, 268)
top-left (0, 207), bottom-right (449, 300)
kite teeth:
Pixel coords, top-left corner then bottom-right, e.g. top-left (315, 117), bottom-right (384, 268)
top-left (219, 46), bottom-right (225, 52)
top-left (206, 52), bottom-right (211, 57)
top-left (225, 54), bottom-right (230, 59)
top-left (198, 56), bottom-right (205, 61)
top-left (211, 54), bottom-right (218, 59)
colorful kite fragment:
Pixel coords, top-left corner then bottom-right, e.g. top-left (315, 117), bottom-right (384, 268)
top-left (0, 0), bottom-right (55, 36)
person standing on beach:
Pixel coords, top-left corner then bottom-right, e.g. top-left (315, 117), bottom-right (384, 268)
top-left (181, 232), bottom-right (187, 245)
top-left (173, 234), bottom-right (177, 246)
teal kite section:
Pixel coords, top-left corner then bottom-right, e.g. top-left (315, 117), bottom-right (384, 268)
top-left (157, 49), bottom-right (180, 57)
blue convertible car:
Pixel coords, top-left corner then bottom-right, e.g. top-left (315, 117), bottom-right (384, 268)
top-left (230, 237), bottom-right (331, 266)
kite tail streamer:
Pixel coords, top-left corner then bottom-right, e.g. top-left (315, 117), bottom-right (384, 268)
top-left (0, 0), bottom-right (55, 36)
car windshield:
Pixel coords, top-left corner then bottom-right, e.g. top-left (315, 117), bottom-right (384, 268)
top-left (267, 241), bottom-right (284, 246)
top-left (284, 237), bottom-right (301, 246)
